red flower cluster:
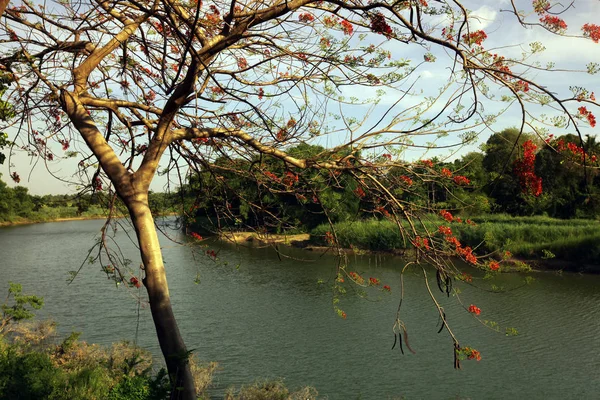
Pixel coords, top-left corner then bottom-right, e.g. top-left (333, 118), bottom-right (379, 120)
top-left (340, 19), bottom-right (353, 35)
top-left (438, 226), bottom-right (452, 236)
top-left (489, 261), bottom-right (500, 271)
top-left (513, 140), bottom-right (542, 197)
top-left (440, 210), bottom-right (453, 222)
top-left (383, 285), bottom-right (391, 292)
top-left (206, 249), bottom-right (217, 259)
top-left (369, 277), bottom-right (381, 286)
top-left (283, 171), bottom-right (299, 186)
top-left (258, 88), bottom-right (264, 100)
top-left (582, 23), bottom-right (600, 43)
top-left (463, 347), bottom-right (482, 361)
top-left (237, 57), bottom-right (248, 69)
top-left (515, 80), bottom-right (530, 93)
top-left (382, 153), bottom-right (392, 160)
top-left (468, 304), bottom-right (481, 315)
top-left (441, 168), bottom-right (452, 178)
top-left (400, 175), bottom-right (413, 186)
top-left (94, 177), bottom-right (103, 191)
top-left (10, 172), bottom-right (20, 183)
top-left (462, 30), bottom-right (487, 46)
top-left (189, 232), bottom-right (203, 241)
top-left (263, 171), bottom-right (281, 183)
top-left (349, 272), bottom-right (364, 284)
top-left (59, 139), bottom-right (70, 151)
top-left (414, 236), bottom-right (430, 250)
top-left (461, 272), bottom-right (473, 283)
top-left (375, 206), bottom-right (391, 218)
top-left (420, 159), bottom-right (434, 168)
top-left (370, 13), bottom-right (393, 38)
top-left (130, 277), bottom-right (142, 288)
top-left (540, 15), bottom-right (567, 32)
top-left (324, 231), bottom-right (335, 245)
top-left (298, 12), bottom-right (315, 23)
top-left (354, 186), bottom-right (366, 198)
top-left (453, 175), bottom-right (470, 186)
top-left (578, 106), bottom-right (597, 127)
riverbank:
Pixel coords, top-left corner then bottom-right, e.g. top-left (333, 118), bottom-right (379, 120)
top-left (309, 216), bottom-right (600, 273)
top-left (0, 211), bottom-right (177, 227)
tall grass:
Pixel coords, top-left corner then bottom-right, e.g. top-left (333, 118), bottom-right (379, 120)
top-left (311, 216), bottom-right (600, 266)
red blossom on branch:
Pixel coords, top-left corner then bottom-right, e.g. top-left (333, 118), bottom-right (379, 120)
top-left (578, 106), bottom-right (597, 127)
top-left (468, 304), bottom-right (481, 315)
top-left (582, 23), bottom-right (600, 43)
top-left (10, 172), bottom-right (20, 183)
top-left (540, 15), bottom-right (567, 32)
top-left (489, 261), bottom-right (500, 271)
top-left (400, 175), bottom-right (413, 186)
top-left (130, 277), bottom-right (142, 288)
top-left (441, 168), bottom-right (452, 178)
top-left (513, 140), bottom-right (542, 197)
top-left (462, 30), bottom-right (487, 46)
top-left (440, 210), bottom-right (454, 222)
top-left (298, 12), bottom-right (315, 23)
top-left (340, 19), bottom-right (353, 35)
top-left (369, 13), bottom-right (393, 38)
top-left (453, 175), bottom-right (470, 186)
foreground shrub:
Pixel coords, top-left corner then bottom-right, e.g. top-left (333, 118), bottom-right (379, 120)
top-left (224, 379), bottom-right (318, 400)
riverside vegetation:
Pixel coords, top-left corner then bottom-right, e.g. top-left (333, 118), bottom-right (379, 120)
top-left (0, 283), bottom-right (316, 400)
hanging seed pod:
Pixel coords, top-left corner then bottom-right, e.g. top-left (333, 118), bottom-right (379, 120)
top-left (437, 311), bottom-right (447, 334)
top-left (391, 333), bottom-right (398, 350)
top-left (445, 276), bottom-right (452, 297)
top-left (403, 329), bottom-right (416, 354)
top-left (436, 270), bottom-right (445, 294)
top-left (398, 332), bottom-right (404, 355)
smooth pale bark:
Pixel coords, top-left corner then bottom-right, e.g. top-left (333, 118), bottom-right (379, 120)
top-left (126, 193), bottom-right (196, 400)
top-left (61, 91), bottom-right (196, 400)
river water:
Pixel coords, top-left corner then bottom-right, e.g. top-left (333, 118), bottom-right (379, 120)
top-left (0, 219), bottom-right (599, 399)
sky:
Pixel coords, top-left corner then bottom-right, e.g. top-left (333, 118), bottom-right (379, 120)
top-left (1, 0), bottom-right (599, 195)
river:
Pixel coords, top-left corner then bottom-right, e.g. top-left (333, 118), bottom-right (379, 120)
top-left (0, 219), bottom-right (599, 399)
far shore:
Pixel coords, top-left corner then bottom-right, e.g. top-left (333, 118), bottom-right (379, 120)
top-left (0, 212), bottom-right (177, 228)
top-left (216, 230), bottom-right (600, 274)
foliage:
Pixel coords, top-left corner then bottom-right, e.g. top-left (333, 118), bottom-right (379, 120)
top-left (0, 282), bottom-right (43, 333)
top-left (224, 379), bottom-right (318, 400)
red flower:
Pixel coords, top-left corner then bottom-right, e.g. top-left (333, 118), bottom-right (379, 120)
top-left (369, 13), bottom-right (393, 38)
top-left (461, 272), bottom-right (473, 283)
top-left (383, 285), bottom-right (391, 292)
top-left (189, 232), bottom-right (203, 241)
top-left (414, 236), bottom-right (430, 250)
top-left (130, 277), bottom-right (142, 288)
top-left (420, 159), bottom-right (434, 168)
top-left (298, 13), bottom-right (315, 23)
top-left (438, 225), bottom-right (452, 236)
top-left (468, 305), bottom-right (481, 315)
top-left (582, 23), bottom-right (600, 43)
top-left (578, 106), bottom-right (597, 127)
top-left (10, 172), bottom-right (20, 183)
top-left (540, 15), bottom-right (567, 32)
top-left (462, 30), bottom-right (487, 46)
top-left (489, 261), bottom-right (500, 271)
top-left (400, 175), bottom-right (413, 186)
top-left (440, 210), bottom-right (453, 222)
top-left (340, 19), bottom-right (353, 35)
top-left (354, 186), bottom-right (366, 198)
top-left (349, 272), bottom-right (364, 284)
top-left (441, 168), bottom-right (452, 178)
top-left (453, 175), bottom-right (470, 185)
top-left (513, 140), bottom-right (542, 196)
top-left (369, 277), bottom-right (381, 286)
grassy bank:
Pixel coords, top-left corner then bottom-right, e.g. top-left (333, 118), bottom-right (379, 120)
top-left (310, 215), bottom-right (600, 272)
top-left (0, 205), bottom-right (120, 226)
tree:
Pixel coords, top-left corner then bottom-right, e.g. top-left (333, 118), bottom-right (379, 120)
top-left (1, 1), bottom-right (599, 398)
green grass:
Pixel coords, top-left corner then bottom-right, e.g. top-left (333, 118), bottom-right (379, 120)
top-left (310, 215), bottom-right (600, 267)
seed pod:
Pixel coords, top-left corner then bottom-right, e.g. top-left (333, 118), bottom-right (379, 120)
top-left (392, 333), bottom-right (397, 350)
top-left (403, 329), bottom-right (416, 354)
top-left (436, 270), bottom-right (446, 294)
top-left (398, 332), bottom-right (404, 355)
top-left (437, 311), bottom-right (446, 334)
top-left (445, 276), bottom-right (452, 297)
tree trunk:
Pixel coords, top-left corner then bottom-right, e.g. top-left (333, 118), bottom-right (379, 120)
top-left (126, 193), bottom-right (196, 400)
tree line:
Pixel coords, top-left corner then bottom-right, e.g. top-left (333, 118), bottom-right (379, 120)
top-left (183, 128), bottom-right (600, 234)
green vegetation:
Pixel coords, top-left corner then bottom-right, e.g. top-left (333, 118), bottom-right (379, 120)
top-left (0, 175), bottom-right (179, 225)
top-left (310, 216), bottom-right (600, 272)
top-left (0, 283), bottom-right (314, 400)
